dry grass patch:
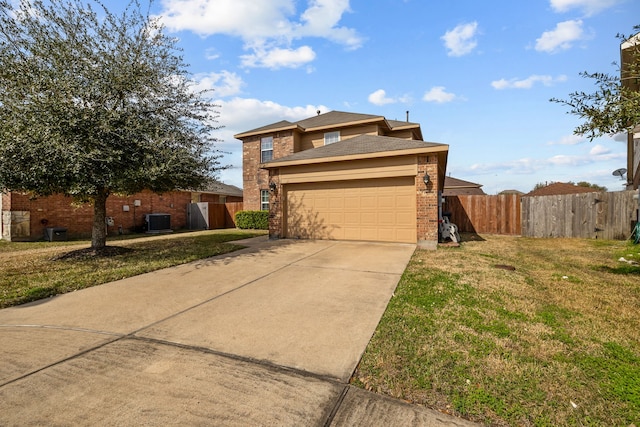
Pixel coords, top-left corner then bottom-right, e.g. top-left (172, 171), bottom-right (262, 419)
top-left (354, 234), bottom-right (640, 426)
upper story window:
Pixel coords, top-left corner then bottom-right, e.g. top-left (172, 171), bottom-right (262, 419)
top-left (324, 131), bottom-right (340, 145)
top-left (261, 136), bottom-right (273, 162)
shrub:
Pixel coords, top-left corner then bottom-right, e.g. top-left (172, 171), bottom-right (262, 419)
top-left (235, 210), bottom-right (269, 230)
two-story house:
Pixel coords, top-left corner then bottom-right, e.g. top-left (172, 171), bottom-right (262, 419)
top-left (234, 111), bottom-right (449, 248)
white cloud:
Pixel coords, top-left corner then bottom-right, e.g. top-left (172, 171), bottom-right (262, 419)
top-left (441, 22), bottom-right (479, 57)
top-left (157, 0), bottom-right (363, 69)
top-left (422, 86), bottom-right (457, 103)
top-left (589, 144), bottom-right (611, 156)
top-left (191, 71), bottom-right (244, 97)
top-left (547, 154), bottom-right (581, 166)
top-left (547, 134), bottom-right (585, 145)
top-left (240, 45), bottom-right (316, 69)
top-left (491, 74), bottom-right (567, 90)
top-left (535, 20), bottom-right (584, 53)
top-left (613, 133), bottom-right (628, 142)
top-left (218, 97), bottom-right (327, 134)
top-left (461, 146), bottom-right (624, 176)
top-left (298, 0), bottom-right (362, 49)
top-left (550, 0), bottom-right (622, 16)
top-left (205, 48), bottom-right (220, 60)
top-left (469, 158), bottom-right (542, 175)
top-left (158, 0), bottom-right (295, 39)
top-left (368, 89), bottom-right (396, 106)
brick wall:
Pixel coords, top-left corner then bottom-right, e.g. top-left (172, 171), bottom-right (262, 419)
top-left (1, 191), bottom-right (10, 210)
top-left (416, 155), bottom-right (440, 246)
top-left (5, 190), bottom-right (193, 240)
top-left (268, 170), bottom-right (282, 239)
top-left (242, 136), bottom-right (264, 211)
top-left (273, 131), bottom-right (294, 158)
top-left (242, 131), bottom-right (294, 211)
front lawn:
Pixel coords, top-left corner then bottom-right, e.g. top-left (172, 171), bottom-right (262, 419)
top-left (354, 234), bottom-right (640, 426)
top-left (0, 230), bottom-right (266, 308)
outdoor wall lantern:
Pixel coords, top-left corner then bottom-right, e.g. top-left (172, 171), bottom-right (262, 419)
top-left (269, 181), bottom-right (277, 192)
top-left (423, 173), bottom-right (430, 186)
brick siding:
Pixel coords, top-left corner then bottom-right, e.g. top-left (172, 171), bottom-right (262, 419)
top-left (267, 170), bottom-right (282, 239)
top-left (4, 190), bottom-right (193, 240)
top-left (416, 155), bottom-right (439, 243)
top-left (242, 131), bottom-right (294, 211)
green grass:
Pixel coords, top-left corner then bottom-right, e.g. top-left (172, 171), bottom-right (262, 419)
top-left (0, 230), bottom-right (266, 308)
top-left (354, 235), bottom-right (640, 426)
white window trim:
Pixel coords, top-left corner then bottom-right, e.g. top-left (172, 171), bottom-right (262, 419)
top-left (261, 136), bottom-right (273, 162)
top-left (260, 189), bottom-right (269, 211)
top-left (324, 131), bottom-right (340, 145)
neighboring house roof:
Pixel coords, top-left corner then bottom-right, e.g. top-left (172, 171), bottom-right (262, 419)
top-left (499, 189), bottom-right (525, 195)
top-left (261, 134), bottom-right (447, 167)
top-left (200, 181), bottom-right (243, 197)
top-left (234, 110), bottom-right (422, 139)
top-left (443, 176), bottom-right (486, 196)
top-left (524, 182), bottom-right (600, 197)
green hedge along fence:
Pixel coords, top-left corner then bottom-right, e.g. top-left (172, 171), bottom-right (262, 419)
top-left (235, 210), bottom-right (269, 230)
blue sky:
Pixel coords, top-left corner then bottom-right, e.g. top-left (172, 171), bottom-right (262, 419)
top-left (117, 0), bottom-right (637, 193)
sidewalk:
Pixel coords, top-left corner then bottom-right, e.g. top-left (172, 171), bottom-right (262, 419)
top-left (0, 236), bottom-right (478, 426)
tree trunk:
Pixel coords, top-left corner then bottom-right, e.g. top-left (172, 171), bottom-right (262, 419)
top-left (91, 189), bottom-right (109, 249)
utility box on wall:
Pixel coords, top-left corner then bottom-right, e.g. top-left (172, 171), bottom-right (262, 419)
top-left (44, 227), bottom-right (67, 242)
top-left (144, 213), bottom-right (171, 233)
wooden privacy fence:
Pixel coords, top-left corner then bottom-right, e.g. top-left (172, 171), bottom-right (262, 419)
top-left (445, 191), bottom-right (638, 239)
top-left (444, 194), bottom-right (521, 235)
top-left (521, 190), bottom-right (637, 240)
top-left (208, 202), bottom-right (243, 229)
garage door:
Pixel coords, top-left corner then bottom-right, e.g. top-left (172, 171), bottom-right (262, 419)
top-left (285, 177), bottom-right (416, 243)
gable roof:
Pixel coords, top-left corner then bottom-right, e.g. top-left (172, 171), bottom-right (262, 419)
top-left (234, 110), bottom-right (421, 139)
top-left (295, 111), bottom-right (384, 130)
top-left (201, 181), bottom-right (243, 197)
top-left (238, 120), bottom-right (298, 137)
top-left (524, 182), bottom-right (600, 197)
top-left (261, 134), bottom-right (447, 167)
top-left (386, 119), bottom-right (419, 130)
top-left (443, 176), bottom-right (486, 196)
top-left (444, 176), bottom-right (483, 189)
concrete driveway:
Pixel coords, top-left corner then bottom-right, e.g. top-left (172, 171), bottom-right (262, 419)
top-left (0, 236), bottom-right (477, 426)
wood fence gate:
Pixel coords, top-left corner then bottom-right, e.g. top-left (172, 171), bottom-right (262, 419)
top-left (207, 202), bottom-right (243, 229)
top-left (444, 194), bottom-right (521, 235)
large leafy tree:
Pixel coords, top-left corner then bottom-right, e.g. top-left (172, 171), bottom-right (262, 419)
top-left (0, 0), bottom-right (222, 250)
top-left (550, 25), bottom-right (640, 141)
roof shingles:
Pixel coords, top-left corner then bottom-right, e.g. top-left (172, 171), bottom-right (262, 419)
top-left (525, 182), bottom-right (600, 197)
top-left (234, 111), bottom-right (421, 139)
top-left (262, 134), bottom-right (446, 166)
